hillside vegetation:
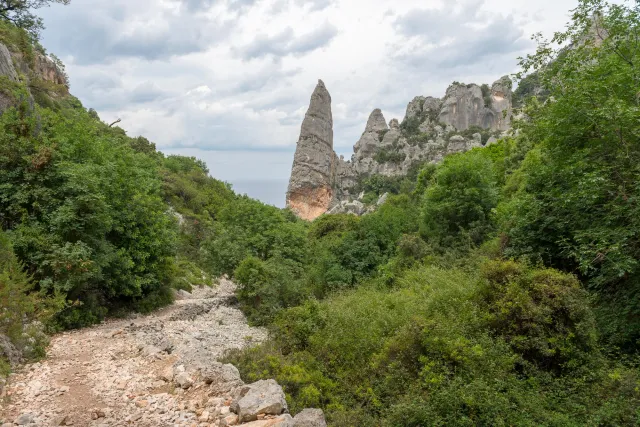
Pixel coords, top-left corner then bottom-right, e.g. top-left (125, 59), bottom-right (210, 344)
top-left (0, 0), bottom-right (639, 425)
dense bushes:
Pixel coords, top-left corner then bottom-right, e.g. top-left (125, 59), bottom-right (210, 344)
top-left (227, 260), bottom-right (639, 425)
top-left (421, 150), bottom-right (498, 248)
top-left (500, 0), bottom-right (640, 348)
top-left (0, 232), bottom-right (60, 369)
top-left (0, 102), bottom-right (177, 328)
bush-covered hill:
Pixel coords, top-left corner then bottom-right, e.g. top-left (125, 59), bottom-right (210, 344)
top-left (1, 0), bottom-right (639, 425)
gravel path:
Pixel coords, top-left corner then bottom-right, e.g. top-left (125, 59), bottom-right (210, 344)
top-left (0, 279), bottom-right (271, 426)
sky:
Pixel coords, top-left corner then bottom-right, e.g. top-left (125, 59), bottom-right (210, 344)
top-left (37, 0), bottom-right (579, 206)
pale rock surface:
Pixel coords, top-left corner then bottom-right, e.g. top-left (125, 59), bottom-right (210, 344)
top-left (232, 379), bottom-right (288, 422)
top-left (438, 77), bottom-right (513, 131)
top-left (353, 108), bottom-right (388, 161)
top-left (0, 278), bottom-right (328, 427)
top-left (0, 43), bottom-right (18, 82)
top-left (293, 409), bottom-right (327, 427)
top-left (286, 76), bottom-right (514, 219)
top-left (286, 80), bottom-right (335, 221)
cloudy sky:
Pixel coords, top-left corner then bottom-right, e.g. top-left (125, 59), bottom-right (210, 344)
top-left (38, 0), bottom-right (578, 206)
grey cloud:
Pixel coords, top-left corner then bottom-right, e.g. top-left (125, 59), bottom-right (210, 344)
top-left (391, 1), bottom-right (531, 72)
top-left (296, 0), bottom-right (333, 11)
top-left (394, 1), bottom-right (482, 40)
top-left (183, 0), bottom-right (216, 11)
top-left (237, 22), bottom-right (337, 59)
top-left (270, 0), bottom-right (333, 13)
top-left (228, 0), bottom-right (260, 10)
top-left (130, 82), bottom-right (167, 104)
top-left (39, 1), bottom-right (233, 65)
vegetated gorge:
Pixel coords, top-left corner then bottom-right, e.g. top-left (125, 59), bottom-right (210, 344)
top-left (0, 0), bottom-right (639, 426)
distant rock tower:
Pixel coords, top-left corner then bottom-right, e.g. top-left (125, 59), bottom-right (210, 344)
top-left (286, 80), bottom-right (336, 221)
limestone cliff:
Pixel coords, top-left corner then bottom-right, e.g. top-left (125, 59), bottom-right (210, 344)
top-left (286, 80), bottom-right (336, 221)
top-left (286, 76), bottom-right (514, 219)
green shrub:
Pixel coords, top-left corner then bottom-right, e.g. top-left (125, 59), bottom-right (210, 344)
top-left (479, 260), bottom-right (597, 372)
top-left (421, 151), bottom-right (498, 249)
top-left (374, 147), bottom-right (406, 164)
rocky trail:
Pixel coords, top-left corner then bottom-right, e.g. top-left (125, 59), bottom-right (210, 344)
top-left (0, 279), bottom-right (325, 427)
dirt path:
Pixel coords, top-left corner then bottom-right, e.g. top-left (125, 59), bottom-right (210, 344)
top-left (0, 279), bottom-right (270, 426)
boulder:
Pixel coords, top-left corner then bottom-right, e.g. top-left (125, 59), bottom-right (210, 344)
top-left (232, 379), bottom-right (288, 423)
top-left (293, 408), bottom-right (327, 427)
top-left (15, 413), bottom-right (35, 425)
top-left (201, 362), bottom-right (243, 394)
top-left (239, 415), bottom-right (295, 427)
top-left (0, 334), bottom-right (22, 366)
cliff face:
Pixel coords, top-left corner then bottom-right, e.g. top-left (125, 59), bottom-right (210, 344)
top-left (286, 76), bottom-right (514, 219)
top-left (286, 80), bottom-right (336, 221)
top-left (0, 40), bottom-right (69, 114)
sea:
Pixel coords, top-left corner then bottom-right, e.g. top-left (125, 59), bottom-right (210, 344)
top-left (228, 179), bottom-right (288, 208)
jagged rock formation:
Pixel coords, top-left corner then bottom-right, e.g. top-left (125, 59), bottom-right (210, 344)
top-left (286, 80), bottom-right (336, 221)
top-left (286, 76), bottom-right (514, 219)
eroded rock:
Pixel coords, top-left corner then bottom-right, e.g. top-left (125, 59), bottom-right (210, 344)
top-left (233, 379), bottom-right (288, 422)
top-left (286, 80), bottom-right (336, 221)
top-left (293, 408), bottom-right (327, 427)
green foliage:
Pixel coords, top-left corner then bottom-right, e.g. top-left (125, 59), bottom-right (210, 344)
top-left (228, 261), bottom-right (640, 426)
top-left (479, 260), bottom-right (597, 373)
top-left (399, 116), bottom-right (422, 135)
top-left (512, 70), bottom-right (547, 107)
top-left (452, 125), bottom-right (500, 145)
top-left (421, 151), bottom-right (499, 248)
top-left (0, 97), bottom-right (176, 328)
top-left (480, 83), bottom-right (492, 108)
top-left (373, 147), bottom-right (406, 164)
top-left (0, 231), bottom-right (62, 370)
top-left (502, 0), bottom-right (640, 348)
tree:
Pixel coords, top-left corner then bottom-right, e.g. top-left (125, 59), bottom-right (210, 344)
top-left (421, 151), bottom-right (498, 249)
top-left (0, 0), bottom-right (70, 39)
top-left (503, 0), bottom-right (640, 348)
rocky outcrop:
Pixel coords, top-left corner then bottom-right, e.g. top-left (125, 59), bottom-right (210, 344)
top-left (34, 54), bottom-right (68, 87)
top-left (438, 77), bottom-right (512, 131)
top-left (353, 108), bottom-right (388, 161)
top-left (0, 43), bottom-right (18, 82)
top-left (286, 76), bottom-right (514, 220)
top-left (0, 41), bottom-right (69, 115)
top-left (286, 80), bottom-right (335, 221)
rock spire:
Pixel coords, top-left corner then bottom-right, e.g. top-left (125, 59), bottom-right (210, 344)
top-left (286, 80), bottom-right (336, 221)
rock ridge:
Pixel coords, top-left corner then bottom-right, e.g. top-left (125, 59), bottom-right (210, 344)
top-left (286, 76), bottom-right (515, 219)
